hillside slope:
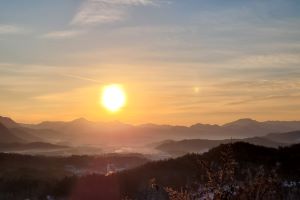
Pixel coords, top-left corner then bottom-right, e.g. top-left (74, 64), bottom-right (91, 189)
top-left (156, 136), bottom-right (287, 156)
top-left (0, 122), bottom-right (23, 143)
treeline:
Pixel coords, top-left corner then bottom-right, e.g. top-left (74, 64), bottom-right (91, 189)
top-left (0, 153), bottom-right (148, 180)
top-left (0, 142), bottom-right (299, 199)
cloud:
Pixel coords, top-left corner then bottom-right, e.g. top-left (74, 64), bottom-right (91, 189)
top-left (232, 54), bottom-right (300, 68)
top-left (227, 94), bottom-right (300, 106)
top-left (0, 24), bottom-right (26, 34)
top-left (63, 74), bottom-right (103, 83)
top-left (71, 0), bottom-right (156, 25)
top-left (41, 30), bottom-right (84, 39)
top-left (91, 0), bottom-right (154, 5)
top-left (0, 63), bottom-right (15, 67)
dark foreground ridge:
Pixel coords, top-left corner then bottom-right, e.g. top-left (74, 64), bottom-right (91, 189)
top-left (0, 142), bottom-right (299, 199)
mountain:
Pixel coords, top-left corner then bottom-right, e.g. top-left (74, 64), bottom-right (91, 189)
top-left (9, 127), bottom-right (45, 142)
top-left (31, 118), bottom-right (100, 132)
top-left (221, 118), bottom-right (300, 138)
top-left (156, 136), bottom-right (287, 156)
top-left (137, 119), bottom-right (300, 141)
top-left (223, 118), bottom-right (260, 127)
top-left (23, 128), bottom-right (65, 143)
top-left (0, 142), bottom-right (68, 151)
top-left (0, 116), bottom-right (47, 143)
top-left (222, 118), bottom-right (268, 135)
top-left (3, 116), bottom-right (300, 145)
top-left (243, 136), bottom-right (286, 147)
top-left (31, 120), bottom-right (68, 130)
top-left (0, 122), bottom-right (24, 143)
top-left (33, 118), bottom-right (133, 133)
top-left (156, 139), bottom-right (221, 156)
top-left (0, 116), bottom-right (67, 143)
top-left (26, 118), bottom-right (136, 145)
top-left (264, 130), bottom-right (300, 143)
top-left (0, 116), bottom-right (20, 128)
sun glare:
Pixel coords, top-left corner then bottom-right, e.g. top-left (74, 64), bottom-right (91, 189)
top-left (101, 84), bottom-right (126, 112)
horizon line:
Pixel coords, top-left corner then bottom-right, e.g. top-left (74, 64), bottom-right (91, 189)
top-left (1, 115), bottom-right (300, 127)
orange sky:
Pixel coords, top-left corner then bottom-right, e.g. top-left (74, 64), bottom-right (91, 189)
top-left (1, 1), bottom-right (300, 125)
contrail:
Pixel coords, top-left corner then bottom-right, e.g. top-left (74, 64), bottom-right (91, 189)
top-left (63, 74), bottom-right (103, 83)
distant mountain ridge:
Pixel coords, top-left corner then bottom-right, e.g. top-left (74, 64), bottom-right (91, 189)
top-left (0, 116), bottom-right (20, 128)
top-left (1, 115), bottom-right (300, 146)
top-left (265, 130), bottom-right (300, 143)
top-left (156, 129), bottom-right (300, 156)
top-left (0, 122), bottom-right (24, 143)
top-left (0, 142), bottom-right (68, 152)
top-left (0, 116), bottom-right (63, 143)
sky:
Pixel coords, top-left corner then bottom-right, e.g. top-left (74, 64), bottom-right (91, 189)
top-left (0, 0), bottom-right (300, 125)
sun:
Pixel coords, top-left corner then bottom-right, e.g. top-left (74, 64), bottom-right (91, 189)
top-left (101, 84), bottom-right (126, 112)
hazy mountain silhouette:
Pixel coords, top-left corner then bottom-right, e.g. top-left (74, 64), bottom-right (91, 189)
top-left (0, 122), bottom-right (24, 143)
top-left (0, 116), bottom-right (20, 128)
top-left (264, 130), bottom-right (300, 143)
top-left (10, 127), bottom-right (45, 142)
top-left (2, 115), bottom-right (300, 146)
top-left (29, 117), bottom-right (300, 144)
top-left (0, 116), bottom-right (46, 143)
top-left (0, 142), bottom-right (68, 151)
top-left (0, 116), bottom-right (66, 143)
top-left (26, 118), bottom-right (137, 144)
top-left (155, 128), bottom-right (300, 156)
top-left (33, 118), bottom-right (132, 132)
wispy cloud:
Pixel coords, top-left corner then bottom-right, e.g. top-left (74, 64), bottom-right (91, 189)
top-left (227, 94), bottom-right (300, 106)
top-left (71, 0), bottom-right (156, 25)
top-left (233, 53), bottom-right (300, 68)
top-left (41, 30), bottom-right (84, 39)
top-left (0, 24), bottom-right (27, 34)
top-left (63, 74), bottom-right (103, 83)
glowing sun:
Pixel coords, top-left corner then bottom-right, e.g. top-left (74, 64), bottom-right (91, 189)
top-left (101, 84), bottom-right (126, 112)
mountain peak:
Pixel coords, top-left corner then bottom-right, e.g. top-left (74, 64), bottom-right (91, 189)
top-left (0, 116), bottom-right (20, 128)
top-left (235, 118), bottom-right (257, 122)
top-left (71, 117), bottom-right (89, 123)
top-left (190, 123), bottom-right (219, 128)
top-left (223, 118), bottom-right (259, 127)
